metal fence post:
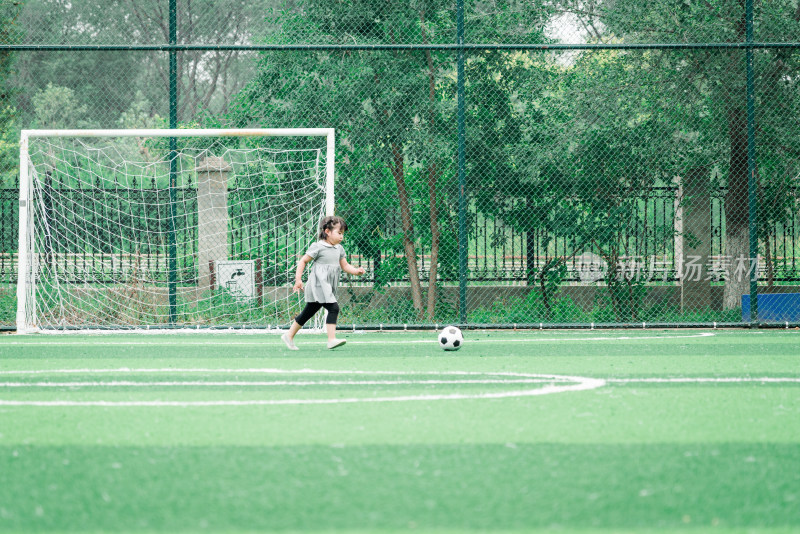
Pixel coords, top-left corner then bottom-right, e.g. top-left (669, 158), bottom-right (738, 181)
top-left (745, 0), bottom-right (758, 324)
top-left (456, 0), bottom-right (467, 324)
top-left (168, 0), bottom-right (178, 324)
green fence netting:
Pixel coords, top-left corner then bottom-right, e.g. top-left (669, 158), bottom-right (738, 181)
top-left (1, 0), bottom-right (799, 329)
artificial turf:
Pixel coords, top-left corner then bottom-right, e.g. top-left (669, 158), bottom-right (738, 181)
top-left (0, 329), bottom-right (798, 533)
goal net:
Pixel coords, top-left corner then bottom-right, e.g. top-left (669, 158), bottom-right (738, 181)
top-left (16, 128), bottom-right (334, 333)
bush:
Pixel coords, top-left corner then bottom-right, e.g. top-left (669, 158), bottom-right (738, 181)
top-left (468, 291), bottom-right (739, 325)
top-left (0, 287), bottom-right (14, 325)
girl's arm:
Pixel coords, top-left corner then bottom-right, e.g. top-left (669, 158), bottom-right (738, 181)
top-left (293, 254), bottom-right (313, 292)
top-left (340, 258), bottom-right (366, 276)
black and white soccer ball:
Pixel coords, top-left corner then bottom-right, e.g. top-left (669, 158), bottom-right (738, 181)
top-left (438, 326), bottom-right (463, 351)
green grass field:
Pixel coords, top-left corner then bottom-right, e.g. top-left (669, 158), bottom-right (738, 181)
top-left (0, 329), bottom-right (798, 534)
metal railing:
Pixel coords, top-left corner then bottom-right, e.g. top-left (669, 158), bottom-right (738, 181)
top-left (4, 184), bottom-right (800, 286)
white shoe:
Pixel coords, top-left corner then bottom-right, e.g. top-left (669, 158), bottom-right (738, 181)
top-left (281, 333), bottom-right (299, 351)
top-left (327, 338), bottom-right (346, 350)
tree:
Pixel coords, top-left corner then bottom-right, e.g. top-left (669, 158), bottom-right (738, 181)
top-left (31, 83), bottom-right (88, 129)
top-left (232, 0), bottom-right (559, 319)
top-left (553, 0), bottom-right (800, 309)
top-left (507, 47), bottom-right (693, 319)
top-left (463, 50), bottom-right (567, 311)
top-left (0, 1), bottom-right (22, 187)
top-left (231, 0), bottom-right (463, 319)
top-left (12, 0), bottom-right (268, 127)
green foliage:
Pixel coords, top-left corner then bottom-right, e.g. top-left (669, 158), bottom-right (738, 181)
top-left (230, 0), bottom-right (555, 315)
top-left (532, 258), bottom-right (568, 317)
top-left (640, 305), bottom-right (741, 324)
top-left (0, 286), bottom-right (14, 324)
top-left (178, 290), bottom-right (281, 326)
top-left (5, 0), bottom-right (800, 327)
top-left (0, 0), bottom-right (21, 188)
top-left (31, 282), bottom-right (299, 328)
top-left (592, 275), bottom-right (648, 322)
top-left (24, 282), bottom-right (742, 328)
top-left (468, 291), bottom-right (598, 324)
top-left (35, 278), bottom-right (162, 327)
top-left (469, 292), bottom-right (546, 324)
top-left (370, 245), bottom-right (410, 289)
top-left (117, 91), bottom-right (166, 130)
top-left (0, 105), bottom-right (17, 187)
top-left (14, 0), bottom-right (267, 128)
top-left (561, 0), bottom-right (800, 307)
top-left (757, 155), bottom-right (800, 283)
top-left (467, 290), bottom-right (740, 324)
top-left (31, 83), bottom-right (88, 129)
top-left (340, 295), bottom-right (423, 325)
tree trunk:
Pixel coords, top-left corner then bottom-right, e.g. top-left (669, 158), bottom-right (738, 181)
top-left (722, 102), bottom-right (751, 310)
top-left (765, 234), bottom-right (774, 288)
top-left (426, 162), bottom-right (440, 320)
top-left (723, 226), bottom-right (750, 309)
top-left (390, 141), bottom-right (424, 314)
top-left (722, 5), bottom-right (756, 310)
top-left (422, 40), bottom-right (440, 320)
top-left (525, 197), bottom-right (537, 286)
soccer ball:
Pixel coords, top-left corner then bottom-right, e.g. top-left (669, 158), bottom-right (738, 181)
top-left (438, 326), bottom-right (463, 351)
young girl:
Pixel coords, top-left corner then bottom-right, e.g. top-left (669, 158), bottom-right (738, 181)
top-left (281, 216), bottom-right (365, 350)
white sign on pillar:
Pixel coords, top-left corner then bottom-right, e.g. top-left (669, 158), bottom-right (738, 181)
top-left (216, 260), bottom-right (255, 302)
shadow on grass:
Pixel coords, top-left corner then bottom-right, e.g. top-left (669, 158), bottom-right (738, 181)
top-left (1, 442), bottom-right (798, 531)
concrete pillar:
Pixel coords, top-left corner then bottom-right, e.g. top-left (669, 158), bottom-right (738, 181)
top-left (677, 166), bottom-right (712, 312)
top-left (196, 156), bottom-right (230, 291)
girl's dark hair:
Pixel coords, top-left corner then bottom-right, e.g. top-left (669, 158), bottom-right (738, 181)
top-left (318, 215), bottom-right (347, 240)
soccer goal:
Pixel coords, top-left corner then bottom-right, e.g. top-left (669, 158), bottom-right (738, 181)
top-left (16, 128), bottom-right (335, 333)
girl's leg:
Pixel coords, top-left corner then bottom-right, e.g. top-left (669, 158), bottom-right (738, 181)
top-left (321, 303), bottom-right (345, 348)
top-left (287, 320), bottom-right (302, 340)
top-left (284, 302), bottom-right (323, 346)
top-left (325, 323), bottom-right (336, 341)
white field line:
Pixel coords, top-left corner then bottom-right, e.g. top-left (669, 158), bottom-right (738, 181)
top-left (0, 367), bottom-right (797, 407)
top-left (0, 378), bottom-right (554, 387)
top-left (0, 368), bottom-right (610, 377)
top-left (607, 377), bottom-right (800, 383)
top-left (0, 378), bottom-right (607, 407)
top-left (1, 368), bottom-right (797, 406)
top-left (2, 376), bottom-right (797, 388)
top-left (1, 368), bottom-right (796, 383)
top-left (0, 369), bottom-right (604, 406)
top-left (0, 332), bottom-right (717, 346)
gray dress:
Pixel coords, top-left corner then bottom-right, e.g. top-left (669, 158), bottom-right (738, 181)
top-left (303, 241), bottom-right (346, 303)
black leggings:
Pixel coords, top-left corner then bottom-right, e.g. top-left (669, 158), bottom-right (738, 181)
top-left (295, 301), bottom-right (340, 326)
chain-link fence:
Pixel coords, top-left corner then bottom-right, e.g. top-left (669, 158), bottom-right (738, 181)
top-left (1, 0), bottom-right (799, 329)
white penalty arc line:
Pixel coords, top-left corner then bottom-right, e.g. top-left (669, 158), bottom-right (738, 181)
top-left (0, 374), bottom-right (606, 406)
top-left (0, 368), bottom-right (619, 377)
top-left (2, 376), bottom-right (798, 388)
top-left (1, 368), bottom-right (796, 382)
top-left (0, 378), bottom-right (557, 387)
top-left (1, 371), bottom-right (798, 406)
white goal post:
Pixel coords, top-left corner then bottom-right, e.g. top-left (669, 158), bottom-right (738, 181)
top-left (16, 128), bottom-right (335, 333)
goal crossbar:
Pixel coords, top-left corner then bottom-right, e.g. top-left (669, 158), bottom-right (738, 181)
top-left (22, 128), bottom-right (335, 138)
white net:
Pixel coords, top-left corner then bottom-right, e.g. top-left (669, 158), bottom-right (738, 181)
top-left (18, 130), bottom-right (331, 332)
